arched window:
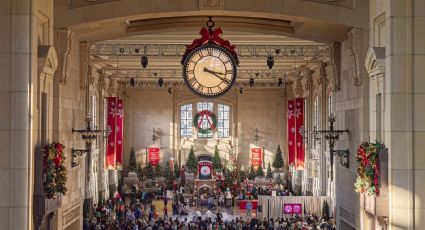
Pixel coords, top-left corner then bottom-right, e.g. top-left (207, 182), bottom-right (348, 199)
top-left (180, 104), bottom-right (193, 138)
top-left (217, 104), bottom-right (230, 138)
top-left (180, 101), bottom-right (232, 139)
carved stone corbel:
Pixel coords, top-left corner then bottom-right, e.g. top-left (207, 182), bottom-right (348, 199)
top-left (349, 28), bottom-right (364, 86)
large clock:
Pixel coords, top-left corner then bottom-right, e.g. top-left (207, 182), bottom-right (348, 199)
top-left (183, 44), bottom-right (237, 98)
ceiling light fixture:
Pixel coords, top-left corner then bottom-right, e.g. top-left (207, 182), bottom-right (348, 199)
top-left (278, 78), bottom-right (283, 87)
top-left (249, 78), bottom-right (254, 87)
top-left (267, 55), bottom-right (274, 69)
top-left (158, 77), bottom-right (164, 87)
top-left (141, 55), bottom-right (148, 68)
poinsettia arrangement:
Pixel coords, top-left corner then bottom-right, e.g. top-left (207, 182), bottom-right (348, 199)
top-left (354, 142), bottom-right (385, 196)
top-left (43, 142), bottom-right (67, 199)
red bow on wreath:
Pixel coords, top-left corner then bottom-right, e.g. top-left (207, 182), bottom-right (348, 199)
top-left (181, 27), bottom-right (239, 65)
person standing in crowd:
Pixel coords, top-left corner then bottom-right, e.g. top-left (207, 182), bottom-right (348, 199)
top-left (245, 200), bottom-right (253, 218)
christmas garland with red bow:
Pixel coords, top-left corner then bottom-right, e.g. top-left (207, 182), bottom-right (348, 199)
top-left (43, 142), bottom-right (67, 199)
top-left (354, 142), bottom-right (385, 196)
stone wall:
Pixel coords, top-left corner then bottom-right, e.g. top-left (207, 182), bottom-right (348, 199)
top-left (123, 88), bottom-right (286, 171)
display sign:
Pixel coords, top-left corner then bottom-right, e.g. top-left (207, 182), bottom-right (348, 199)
top-left (283, 203), bottom-right (303, 215)
top-left (198, 161), bottom-right (212, 180)
top-left (148, 147), bottom-right (160, 166)
top-left (251, 147), bottom-right (263, 169)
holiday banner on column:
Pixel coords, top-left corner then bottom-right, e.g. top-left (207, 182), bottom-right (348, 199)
top-left (148, 147), bottom-right (160, 166)
top-left (295, 98), bottom-right (305, 170)
top-left (106, 97), bottom-right (117, 169)
top-left (116, 99), bottom-right (124, 170)
top-left (287, 100), bottom-right (296, 166)
top-left (251, 147), bottom-right (263, 169)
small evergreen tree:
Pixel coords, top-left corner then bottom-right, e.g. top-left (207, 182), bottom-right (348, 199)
top-left (256, 165), bottom-right (265, 177)
top-left (185, 146), bottom-right (198, 172)
top-left (137, 165), bottom-right (144, 179)
top-left (174, 161), bottom-right (180, 178)
top-left (239, 169), bottom-right (246, 183)
top-left (128, 147), bottom-right (138, 172)
top-left (164, 161), bottom-right (174, 189)
top-left (266, 162), bottom-right (272, 179)
top-left (272, 145), bottom-right (284, 169)
top-left (248, 166), bottom-right (256, 180)
top-left (212, 145), bottom-right (223, 170)
top-left (154, 164), bottom-right (163, 178)
top-left (144, 163), bottom-right (154, 179)
top-left (322, 200), bottom-right (330, 221)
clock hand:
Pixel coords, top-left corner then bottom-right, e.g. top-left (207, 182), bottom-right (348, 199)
top-left (203, 68), bottom-right (231, 85)
top-left (203, 67), bottom-right (225, 76)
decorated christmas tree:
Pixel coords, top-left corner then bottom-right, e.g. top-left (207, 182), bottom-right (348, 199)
top-left (185, 146), bottom-right (198, 172)
top-left (272, 145), bottom-right (284, 169)
top-left (164, 161), bottom-right (174, 189)
top-left (256, 165), bottom-right (265, 177)
top-left (144, 163), bottom-right (154, 179)
top-left (266, 162), bottom-right (272, 179)
top-left (128, 147), bottom-right (138, 172)
top-left (239, 169), bottom-right (246, 183)
top-left (174, 161), bottom-right (180, 178)
top-left (322, 200), bottom-right (330, 221)
top-left (154, 164), bottom-right (163, 178)
top-left (212, 145), bottom-right (223, 170)
top-left (248, 166), bottom-right (256, 180)
top-left (137, 165), bottom-right (144, 179)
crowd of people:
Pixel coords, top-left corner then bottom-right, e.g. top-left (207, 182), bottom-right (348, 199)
top-left (83, 197), bottom-right (336, 230)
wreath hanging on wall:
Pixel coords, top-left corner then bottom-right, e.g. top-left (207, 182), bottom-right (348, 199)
top-left (43, 142), bottom-right (68, 199)
top-left (354, 141), bottom-right (385, 196)
top-left (193, 110), bottom-right (217, 134)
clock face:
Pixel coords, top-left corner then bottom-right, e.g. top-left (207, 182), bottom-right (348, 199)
top-left (183, 45), bottom-right (237, 97)
top-left (200, 165), bottom-right (211, 176)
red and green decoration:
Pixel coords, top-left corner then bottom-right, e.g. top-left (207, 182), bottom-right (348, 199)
top-left (43, 142), bottom-right (68, 199)
top-left (354, 142), bottom-right (385, 196)
top-left (193, 110), bottom-right (217, 134)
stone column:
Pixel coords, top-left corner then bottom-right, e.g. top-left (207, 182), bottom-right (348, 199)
top-left (383, 0), bottom-right (425, 229)
top-left (0, 0), bottom-right (36, 229)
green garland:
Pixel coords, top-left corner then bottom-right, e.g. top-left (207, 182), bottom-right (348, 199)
top-left (354, 141), bottom-right (384, 196)
top-left (193, 110), bottom-right (217, 134)
top-left (43, 142), bottom-right (68, 199)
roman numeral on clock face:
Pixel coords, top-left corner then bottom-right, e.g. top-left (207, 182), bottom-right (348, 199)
top-left (188, 77), bottom-right (196, 85)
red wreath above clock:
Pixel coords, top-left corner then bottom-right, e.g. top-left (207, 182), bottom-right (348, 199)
top-left (181, 17), bottom-right (239, 65)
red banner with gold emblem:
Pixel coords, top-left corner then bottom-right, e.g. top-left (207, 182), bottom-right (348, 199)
top-left (106, 97), bottom-right (117, 169)
top-left (251, 147), bottom-right (263, 169)
top-left (148, 147), bottom-right (160, 166)
top-left (295, 98), bottom-right (305, 170)
top-left (115, 99), bottom-right (124, 170)
top-left (287, 100), bottom-right (296, 166)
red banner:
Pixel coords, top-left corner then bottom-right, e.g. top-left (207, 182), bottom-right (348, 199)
top-left (251, 147), bottom-right (262, 169)
top-left (283, 203), bottom-right (303, 214)
top-left (148, 147), bottom-right (160, 166)
top-left (115, 99), bottom-right (124, 170)
top-left (106, 97), bottom-right (117, 169)
top-left (198, 161), bottom-right (212, 180)
top-left (295, 98), bottom-right (305, 170)
top-left (287, 100), bottom-right (296, 166)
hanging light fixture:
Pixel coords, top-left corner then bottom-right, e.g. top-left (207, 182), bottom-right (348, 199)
top-left (141, 55), bottom-right (148, 68)
top-left (168, 87), bottom-right (172, 94)
top-left (278, 78), bottom-right (283, 87)
top-left (130, 78), bottom-right (135, 87)
top-left (239, 87), bottom-right (243, 94)
top-left (249, 78), bottom-right (254, 87)
top-left (267, 55), bottom-right (274, 69)
top-left (158, 77), bottom-right (164, 87)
